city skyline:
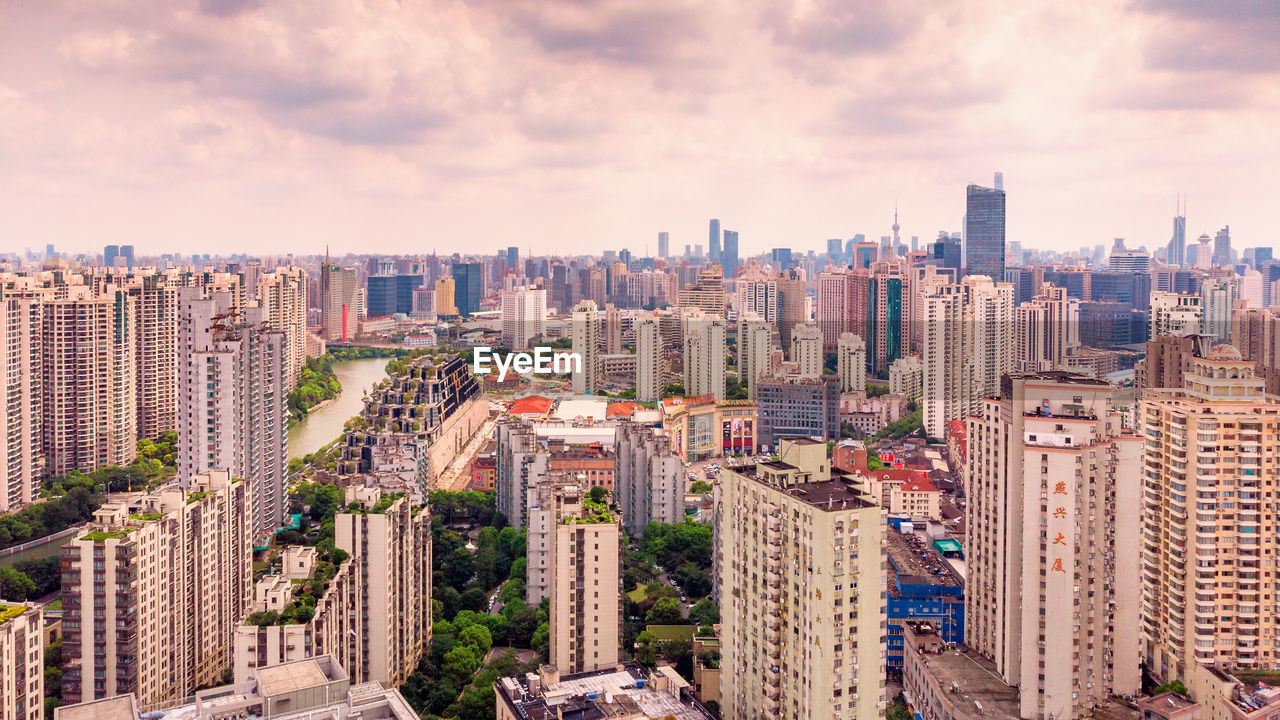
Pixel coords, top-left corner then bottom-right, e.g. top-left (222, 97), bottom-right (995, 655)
top-left (3, 1), bottom-right (1278, 256)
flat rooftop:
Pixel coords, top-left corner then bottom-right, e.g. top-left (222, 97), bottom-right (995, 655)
top-left (910, 637), bottom-right (1020, 719)
top-left (498, 664), bottom-right (714, 720)
top-left (887, 529), bottom-right (961, 587)
top-left (255, 657), bottom-right (332, 695)
top-left (55, 696), bottom-right (138, 720)
top-left (782, 478), bottom-right (876, 510)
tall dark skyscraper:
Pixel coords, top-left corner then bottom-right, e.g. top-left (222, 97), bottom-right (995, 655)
top-left (771, 247), bottom-right (793, 270)
top-left (826, 238), bottom-right (843, 262)
top-left (709, 218), bottom-right (721, 262)
top-left (964, 181), bottom-right (1006, 281)
top-left (1167, 196), bottom-right (1186, 267)
top-left (657, 231), bottom-right (669, 259)
top-left (104, 244), bottom-right (119, 268)
top-left (506, 246), bottom-right (519, 272)
top-left (722, 230), bottom-right (739, 279)
top-left (452, 262), bottom-right (484, 316)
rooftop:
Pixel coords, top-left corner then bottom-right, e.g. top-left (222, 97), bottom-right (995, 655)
top-left (781, 478), bottom-right (876, 510)
top-left (496, 663), bottom-right (714, 720)
top-left (905, 625), bottom-right (1019, 720)
top-left (887, 529), bottom-right (961, 588)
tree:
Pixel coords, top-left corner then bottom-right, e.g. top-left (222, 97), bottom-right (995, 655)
top-left (0, 567), bottom-right (36, 600)
top-left (674, 562), bottom-right (712, 598)
top-left (1154, 680), bottom-right (1189, 696)
top-left (645, 597), bottom-right (685, 625)
top-left (442, 645), bottom-right (482, 687)
top-left (689, 597), bottom-right (720, 626)
top-left (588, 485), bottom-right (609, 504)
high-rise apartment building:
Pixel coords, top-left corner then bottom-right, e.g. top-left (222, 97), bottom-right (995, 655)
top-left (716, 439), bottom-right (885, 720)
top-left (614, 422), bottom-right (686, 537)
top-left (816, 268), bottom-right (870, 351)
top-left (922, 283), bottom-right (967, 440)
top-left (0, 295), bottom-right (42, 510)
top-left (130, 276), bottom-right (179, 439)
top-left (739, 314), bottom-right (774, 400)
top-left (1149, 291), bottom-right (1204, 338)
top-left (964, 181), bottom-right (1006, 281)
top-left (889, 355), bottom-right (922, 401)
top-left (495, 420), bottom-right (550, 531)
top-left (963, 275), bottom-right (1015, 405)
top-left (964, 374), bottom-right (1142, 718)
top-left (571, 299), bottom-right (601, 394)
top-left (1139, 345), bottom-right (1280, 683)
top-left (790, 324), bottom-right (822, 378)
top-left (907, 264), bottom-right (956, 353)
top-left (0, 602), bottom-right (43, 720)
top-left (500, 285), bottom-right (547, 349)
top-left (1015, 283), bottom-right (1076, 371)
top-left (177, 289), bottom-right (287, 537)
top-left (333, 493), bottom-right (433, 686)
top-left (634, 311), bottom-right (662, 402)
top-left (738, 274), bottom-right (779, 324)
top-left (61, 470), bottom-right (253, 706)
top-left (451, 261), bottom-right (485, 316)
top-left (836, 332), bottom-right (866, 394)
top-left (677, 265), bottom-right (726, 316)
top-left (1200, 277), bottom-right (1237, 343)
top-left (547, 479), bottom-right (621, 675)
top-left (43, 290), bottom-right (138, 477)
top-left (683, 309), bottom-right (726, 401)
top-left (254, 266), bottom-right (308, 389)
top-left (320, 258), bottom-right (358, 342)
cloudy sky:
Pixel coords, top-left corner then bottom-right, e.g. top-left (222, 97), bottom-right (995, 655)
top-left (1, 0), bottom-right (1277, 258)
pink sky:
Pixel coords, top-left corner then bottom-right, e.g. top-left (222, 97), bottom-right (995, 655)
top-left (1, 0), bottom-right (1277, 257)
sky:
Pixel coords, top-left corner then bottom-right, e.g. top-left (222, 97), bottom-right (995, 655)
top-left (1, 0), bottom-right (1278, 258)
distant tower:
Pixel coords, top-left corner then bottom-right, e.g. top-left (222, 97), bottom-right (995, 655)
top-left (709, 219), bottom-right (721, 263)
top-left (993, 171), bottom-right (1004, 191)
top-left (1168, 195), bottom-right (1187, 268)
top-left (892, 203), bottom-right (901, 254)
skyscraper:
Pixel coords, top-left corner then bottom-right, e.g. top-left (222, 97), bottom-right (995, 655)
top-left (721, 229), bottom-right (739, 279)
top-left (716, 440), bottom-right (885, 720)
top-left (320, 252), bottom-right (358, 342)
top-left (451, 261), bottom-right (484, 316)
top-left (965, 373), bottom-right (1142, 718)
top-left (545, 477), bottom-right (620, 675)
top-left (921, 283), bottom-right (967, 440)
top-left (0, 295), bottom-right (42, 512)
top-left (826, 237), bottom-right (844, 262)
top-left (1168, 199), bottom-right (1187, 267)
top-left (656, 231), bottom-right (668, 259)
top-left (634, 311), bottom-right (662, 402)
top-left (499, 285), bottom-right (546, 349)
top-left (708, 218), bottom-right (721, 262)
top-left (964, 180), bottom-right (1006, 281)
top-left (177, 289), bottom-right (287, 537)
top-left (1212, 225), bottom-right (1232, 267)
top-left (775, 269), bottom-right (806, 349)
top-left (571, 299), bottom-right (600, 394)
top-left (506, 245), bottom-right (519, 271)
top-left (1140, 345), bottom-right (1280, 683)
top-left (738, 314), bottom-right (773, 400)
top-left (868, 261), bottom-right (909, 375)
top-left (682, 308), bottom-right (726, 401)
top-left (61, 470), bottom-right (253, 706)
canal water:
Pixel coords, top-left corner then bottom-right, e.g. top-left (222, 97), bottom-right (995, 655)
top-left (287, 357), bottom-right (391, 460)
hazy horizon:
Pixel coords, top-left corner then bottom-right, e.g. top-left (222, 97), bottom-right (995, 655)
top-left (3, 0), bottom-right (1278, 257)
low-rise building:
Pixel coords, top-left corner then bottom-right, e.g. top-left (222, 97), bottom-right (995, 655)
top-left (885, 530), bottom-right (963, 676)
top-left (890, 477), bottom-right (941, 520)
top-left (660, 395), bottom-right (758, 460)
top-left (495, 662), bottom-right (716, 720)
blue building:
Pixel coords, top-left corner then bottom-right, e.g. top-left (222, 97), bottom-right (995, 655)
top-left (886, 527), bottom-right (964, 676)
top-left (366, 274), bottom-right (419, 317)
top-left (964, 181), bottom-right (1005, 281)
top-left (451, 262), bottom-right (485, 316)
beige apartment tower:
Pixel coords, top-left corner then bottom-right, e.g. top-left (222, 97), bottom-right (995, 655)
top-left (1140, 345), bottom-right (1280, 683)
top-left (546, 479), bottom-right (621, 675)
top-left (964, 373), bottom-right (1142, 719)
top-left (0, 602), bottom-right (43, 720)
top-left (0, 295), bottom-right (43, 510)
top-left (634, 311), bottom-right (663, 402)
top-left (571, 299), bottom-right (601, 394)
top-left (716, 439), bottom-right (886, 720)
top-left (683, 308), bottom-right (726, 401)
top-left (60, 470), bottom-right (253, 706)
top-left (836, 332), bottom-right (867, 394)
top-left (790, 324), bottom-right (823, 378)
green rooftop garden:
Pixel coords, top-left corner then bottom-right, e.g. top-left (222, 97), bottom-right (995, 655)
top-left (81, 529), bottom-right (134, 542)
top-left (0, 604), bottom-right (31, 624)
top-left (129, 513), bottom-right (166, 522)
top-left (185, 491), bottom-right (209, 504)
top-left (568, 496), bottom-right (614, 524)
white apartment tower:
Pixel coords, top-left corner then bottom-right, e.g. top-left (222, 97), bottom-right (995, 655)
top-left (547, 479), bottom-right (621, 675)
top-left (889, 355), bottom-right (923, 401)
top-left (0, 295), bottom-right (42, 511)
top-left (500, 285), bottom-right (547, 350)
top-left (60, 470), bottom-right (253, 706)
top-left (177, 289), bottom-right (287, 537)
top-left (836, 332), bottom-right (866, 394)
top-left (255, 267), bottom-right (309, 388)
top-left (571, 299), bottom-right (600, 394)
top-left (131, 276), bottom-right (180, 440)
top-left (614, 422), bottom-right (686, 537)
top-left (1016, 283), bottom-right (1077, 371)
top-left (683, 309), bottom-right (726, 401)
top-left (922, 283), bottom-right (967, 440)
top-left (1139, 345), bottom-right (1280, 683)
top-left (634, 311), bottom-right (663, 402)
top-left (963, 275), bottom-right (1015, 407)
top-left (739, 314), bottom-right (775, 400)
top-left (1149, 291), bottom-right (1204, 339)
top-left (964, 374), bottom-right (1142, 719)
top-left (716, 439), bottom-right (885, 720)
top-left (790, 324), bottom-right (823, 378)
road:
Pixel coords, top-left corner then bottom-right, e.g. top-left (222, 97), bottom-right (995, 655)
top-left (437, 402), bottom-right (503, 491)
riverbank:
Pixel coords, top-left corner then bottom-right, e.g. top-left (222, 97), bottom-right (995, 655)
top-left (287, 357), bottom-right (392, 460)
